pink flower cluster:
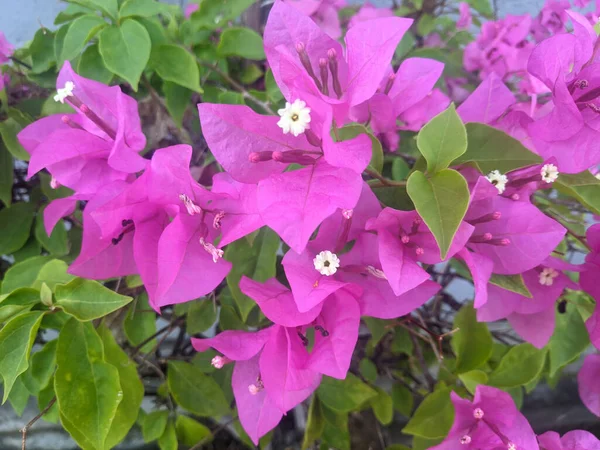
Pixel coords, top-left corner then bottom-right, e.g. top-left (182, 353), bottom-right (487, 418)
top-left (15, 0), bottom-right (600, 443)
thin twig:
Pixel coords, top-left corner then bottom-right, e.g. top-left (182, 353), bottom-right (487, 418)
top-left (21, 397), bottom-right (57, 450)
top-left (131, 316), bottom-right (185, 355)
top-left (189, 415), bottom-right (238, 450)
top-left (364, 168), bottom-right (407, 187)
top-left (9, 57), bottom-right (32, 70)
top-left (196, 59), bottom-right (276, 115)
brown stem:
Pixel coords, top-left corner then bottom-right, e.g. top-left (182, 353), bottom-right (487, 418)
top-left (364, 168), bottom-right (407, 187)
top-left (21, 397), bottom-right (57, 450)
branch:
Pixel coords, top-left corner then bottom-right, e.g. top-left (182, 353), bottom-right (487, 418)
top-left (364, 168), bottom-right (407, 187)
top-left (21, 397), bottom-right (57, 450)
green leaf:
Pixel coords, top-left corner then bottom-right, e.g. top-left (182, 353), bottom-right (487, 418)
top-left (0, 118), bottom-right (30, 160)
top-left (119, 0), bottom-right (167, 19)
top-left (186, 299), bottom-right (217, 335)
top-left (55, 278), bottom-right (132, 321)
top-left (8, 376), bottom-right (31, 416)
top-left (190, 0), bottom-right (254, 29)
top-left (40, 282), bottom-right (53, 307)
top-left (158, 422), bottom-right (178, 450)
top-left (55, 4), bottom-right (95, 24)
top-left (167, 361), bottom-right (230, 417)
top-left (413, 436), bottom-right (444, 450)
top-left (0, 287), bottom-right (40, 308)
top-left (149, 44), bottom-right (202, 93)
top-left (65, 0), bottom-right (119, 20)
top-left (417, 104), bottom-right (467, 174)
top-left (302, 396), bottom-right (325, 450)
top-left (548, 305), bottom-right (590, 377)
top-left (321, 404), bottom-right (350, 450)
top-left (371, 386), bottom-right (393, 425)
top-left (175, 415), bottom-right (211, 447)
top-left (38, 379), bottom-right (60, 423)
top-left (391, 328), bottom-right (414, 355)
top-left (142, 410), bottom-right (169, 442)
top-left (265, 69), bottom-right (284, 103)
top-left (123, 292), bottom-right (156, 352)
top-left (30, 28), bottom-right (56, 74)
top-left (466, 0), bottom-right (493, 17)
top-left (391, 383), bottom-right (413, 417)
top-left (99, 325), bottom-right (144, 449)
top-left (317, 373), bottom-right (377, 412)
top-left (32, 259), bottom-right (75, 290)
top-left (0, 140), bottom-right (13, 206)
top-left (239, 64), bottom-right (263, 84)
top-left (371, 184), bottom-right (414, 210)
top-left (338, 124), bottom-right (384, 174)
top-left (451, 303), bottom-right (493, 373)
top-left (395, 32), bottom-right (416, 61)
top-left (0, 311), bottom-right (45, 403)
top-left (136, 16), bottom-right (168, 46)
top-left (392, 157), bottom-right (410, 181)
top-left (458, 370), bottom-right (488, 395)
top-left (99, 19), bottom-right (151, 90)
top-left (555, 170), bottom-right (600, 216)
top-left (77, 44), bottom-right (113, 84)
top-left (1, 256), bottom-right (53, 294)
top-left (402, 388), bottom-right (454, 439)
top-left (163, 81), bottom-right (191, 128)
top-left (22, 339), bottom-right (58, 395)
top-left (453, 123), bottom-right (542, 173)
top-left (359, 359), bottom-right (378, 383)
top-left (55, 319), bottom-right (122, 450)
top-left (218, 27), bottom-right (265, 60)
top-left (489, 273), bottom-right (532, 298)
top-left (225, 227), bottom-right (280, 321)
top-left (407, 169), bottom-right (469, 259)
top-left (488, 343), bottom-right (547, 388)
top-left (35, 209), bottom-right (68, 256)
top-left (0, 203), bottom-right (35, 255)
top-left (60, 14), bottom-right (107, 65)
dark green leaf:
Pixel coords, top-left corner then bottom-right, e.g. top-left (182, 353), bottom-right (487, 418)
top-left (218, 27), bottom-right (265, 60)
top-left (391, 157), bottom-right (410, 181)
top-left (488, 343), bottom-right (547, 388)
top-left (22, 339), bottom-right (57, 395)
top-left (123, 292), bottom-right (157, 352)
top-left (167, 361), bottom-right (230, 417)
top-left (302, 396), bottom-right (324, 450)
top-left (38, 379), bottom-right (60, 423)
top-left (317, 373), bottom-right (377, 412)
top-left (175, 415), bottom-right (211, 447)
top-left (30, 29), bottom-right (56, 74)
top-left (99, 19), bottom-right (151, 90)
top-left (186, 299), bottom-right (217, 335)
top-left (371, 184), bottom-right (414, 210)
top-left (0, 203), bottom-right (35, 255)
top-left (402, 388), bottom-right (454, 439)
top-left (371, 386), bottom-right (393, 425)
top-left (0, 118), bottom-right (30, 160)
top-left (392, 383), bottom-right (413, 416)
top-left (218, 90), bottom-right (244, 105)
top-left (142, 410), bottom-right (169, 442)
top-left (55, 319), bottom-right (122, 450)
top-left (548, 305), bottom-right (590, 377)
top-left (453, 123), bottom-right (542, 173)
top-left (451, 303), bottom-right (493, 373)
top-left (149, 44), bottom-right (202, 92)
top-left (163, 81), bottom-right (191, 128)
top-left (555, 171), bottom-right (600, 216)
top-left (0, 140), bottom-right (13, 206)
top-left (407, 169), bottom-right (470, 259)
top-left (8, 377), bottom-right (30, 416)
top-left (321, 404), bottom-right (350, 450)
top-left (78, 44), bottom-right (113, 84)
top-left (0, 311), bottom-right (45, 403)
top-left (35, 208), bottom-right (68, 256)
top-left (55, 278), bottom-right (132, 321)
top-left (359, 359), bottom-right (378, 383)
top-left (417, 104), bottom-right (467, 173)
top-left (489, 273), bottom-right (532, 298)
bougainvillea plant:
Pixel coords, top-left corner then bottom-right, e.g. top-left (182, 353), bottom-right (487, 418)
top-left (1, 0), bottom-right (600, 449)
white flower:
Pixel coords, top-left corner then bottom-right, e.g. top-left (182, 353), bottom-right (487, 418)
top-left (486, 170), bottom-right (508, 194)
top-left (277, 99), bottom-right (311, 136)
top-left (595, 173), bottom-right (600, 181)
top-left (538, 267), bottom-right (559, 286)
top-left (540, 164), bottom-right (559, 183)
top-left (53, 81), bottom-right (75, 103)
top-left (313, 250), bottom-right (340, 276)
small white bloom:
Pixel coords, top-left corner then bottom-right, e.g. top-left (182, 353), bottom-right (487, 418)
top-left (541, 164), bottom-right (559, 183)
top-left (539, 267), bottom-right (559, 286)
top-left (595, 173), bottom-right (600, 181)
top-left (313, 250), bottom-right (340, 276)
top-left (277, 99), bottom-right (311, 136)
top-left (486, 170), bottom-right (509, 194)
top-left (53, 81), bottom-right (75, 103)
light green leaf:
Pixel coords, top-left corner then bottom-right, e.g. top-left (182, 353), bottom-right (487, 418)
top-left (302, 396), bottom-right (325, 450)
top-left (451, 303), bottom-right (493, 373)
top-left (338, 124), bottom-right (384, 174)
top-left (38, 378), bottom-right (60, 423)
top-left (65, 0), bottom-right (119, 20)
top-left (0, 140), bottom-right (13, 207)
top-left (555, 170), bottom-right (600, 216)
top-left (98, 325), bottom-right (144, 449)
top-left (317, 373), bottom-right (377, 413)
top-left (55, 4), bottom-right (95, 24)
top-left (548, 305), bottom-right (590, 377)
top-left (149, 44), bottom-right (202, 92)
top-left (359, 359), bottom-right (378, 383)
top-left (0, 311), bottom-right (45, 403)
top-left (35, 208), bottom-right (68, 256)
top-left (225, 227), bottom-right (280, 321)
top-left (142, 410), bottom-right (169, 442)
top-left (55, 319), bottom-right (122, 450)
top-left (0, 118), bottom-right (30, 160)
top-left (163, 81), bottom-right (191, 128)
top-left (407, 169), bottom-right (469, 259)
top-left (488, 343), bottom-right (547, 388)
top-left (119, 0), bottom-right (167, 19)
top-left (32, 259), bottom-right (76, 291)
top-left (60, 14), bottom-right (107, 64)
top-left (78, 44), bottom-right (113, 84)
top-left (30, 28), bottom-right (56, 74)
top-left (99, 19), bottom-right (150, 91)
top-left (175, 415), bottom-right (211, 447)
top-left (371, 386), bottom-right (393, 425)
top-left (123, 292), bottom-right (156, 352)
top-left (453, 123), bottom-right (542, 173)
top-left (22, 339), bottom-right (58, 395)
top-left (466, 0), bottom-right (493, 17)
top-left (55, 278), bottom-right (132, 321)
top-left (8, 376), bottom-right (30, 416)
top-left (1, 256), bottom-right (53, 294)
top-left (489, 273), bottom-right (532, 298)
top-left (190, 0), bottom-right (254, 29)
top-left (158, 422), bottom-right (178, 450)
top-left (0, 203), bottom-right (35, 255)
top-left (167, 361), bottom-right (230, 417)
top-left (458, 370), bottom-right (488, 395)
top-left (217, 27), bottom-right (265, 60)
top-left (417, 104), bottom-right (467, 174)
top-left (402, 388), bottom-right (454, 439)
top-left (186, 299), bottom-right (217, 335)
